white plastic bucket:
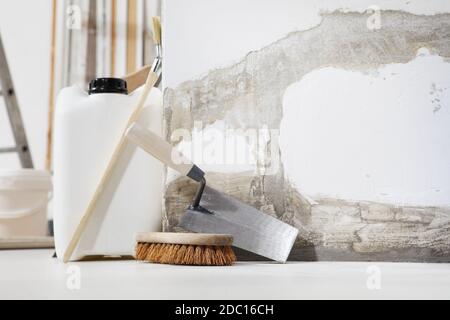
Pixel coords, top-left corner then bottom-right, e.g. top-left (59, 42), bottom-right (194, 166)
top-left (0, 170), bottom-right (52, 238)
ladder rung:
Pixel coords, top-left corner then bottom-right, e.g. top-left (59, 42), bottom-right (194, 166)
top-left (0, 146), bottom-right (17, 153)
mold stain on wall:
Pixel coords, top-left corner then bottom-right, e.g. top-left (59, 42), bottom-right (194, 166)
top-left (163, 11), bottom-right (450, 261)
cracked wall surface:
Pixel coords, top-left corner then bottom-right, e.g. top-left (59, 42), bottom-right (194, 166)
top-left (163, 11), bottom-right (450, 261)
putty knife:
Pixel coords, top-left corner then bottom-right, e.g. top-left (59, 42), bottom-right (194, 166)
top-left (126, 123), bottom-right (299, 262)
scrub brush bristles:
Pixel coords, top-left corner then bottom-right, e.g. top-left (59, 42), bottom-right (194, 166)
top-left (136, 243), bottom-right (236, 266)
top-left (135, 232), bottom-right (236, 266)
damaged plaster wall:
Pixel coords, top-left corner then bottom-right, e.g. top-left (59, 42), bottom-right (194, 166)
top-left (162, 6), bottom-right (450, 261)
top-left (163, 0), bottom-right (450, 88)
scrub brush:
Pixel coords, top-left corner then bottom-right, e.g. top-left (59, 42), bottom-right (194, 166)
top-left (135, 232), bottom-right (236, 266)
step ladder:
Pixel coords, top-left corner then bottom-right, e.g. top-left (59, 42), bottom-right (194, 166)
top-left (0, 33), bottom-right (33, 168)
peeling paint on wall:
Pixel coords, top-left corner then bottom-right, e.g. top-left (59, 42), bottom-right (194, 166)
top-left (163, 11), bottom-right (450, 261)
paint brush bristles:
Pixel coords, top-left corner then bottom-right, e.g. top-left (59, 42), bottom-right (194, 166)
top-left (152, 16), bottom-right (161, 45)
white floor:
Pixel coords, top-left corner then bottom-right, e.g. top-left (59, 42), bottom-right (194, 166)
top-left (0, 249), bottom-right (449, 300)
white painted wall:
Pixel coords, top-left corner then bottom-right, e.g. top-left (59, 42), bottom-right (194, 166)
top-left (280, 50), bottom-right (450, 207)
top-left (0, 0), bottom-right (52, 170)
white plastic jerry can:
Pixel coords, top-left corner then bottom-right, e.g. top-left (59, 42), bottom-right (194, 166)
top-left (53, 78), bottom-right (164, 260)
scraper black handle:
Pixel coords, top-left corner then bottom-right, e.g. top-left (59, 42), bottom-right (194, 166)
top-left (126, 122), bottom-right (205, 182)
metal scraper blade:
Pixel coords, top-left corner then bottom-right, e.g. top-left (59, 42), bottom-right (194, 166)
top-left (179, 186), bottom-right (299, 263)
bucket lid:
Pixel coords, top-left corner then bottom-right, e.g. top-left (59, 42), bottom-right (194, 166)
top-left (0, 170), bottom-right (52, 191)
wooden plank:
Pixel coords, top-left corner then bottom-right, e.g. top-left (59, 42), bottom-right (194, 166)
top-left (110, 0), bottom-right (117, 76)
top-left (114, 0), bottom-right (128, 77)
top-left (85, 0), bottom-right (97, 84)
top-left (62, 0), bottom-right (72, 87)
top-left (96, 0), bottom-right (108, 76)
top-left (126, 0), bottom-right (138, 74)
top-left (142, 0), bottom-right (148, 66)
top-left (45, 0), bottom-right (58, 171)
top-left (135, 0), bottom-right (144, 68)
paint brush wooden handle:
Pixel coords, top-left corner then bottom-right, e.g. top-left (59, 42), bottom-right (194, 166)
top-left (126, 122), bottom-right (204, 182)
top-left (63, 72), bottom-right (158, 263)
top-left (123, 65), bottom-right (151, 93)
